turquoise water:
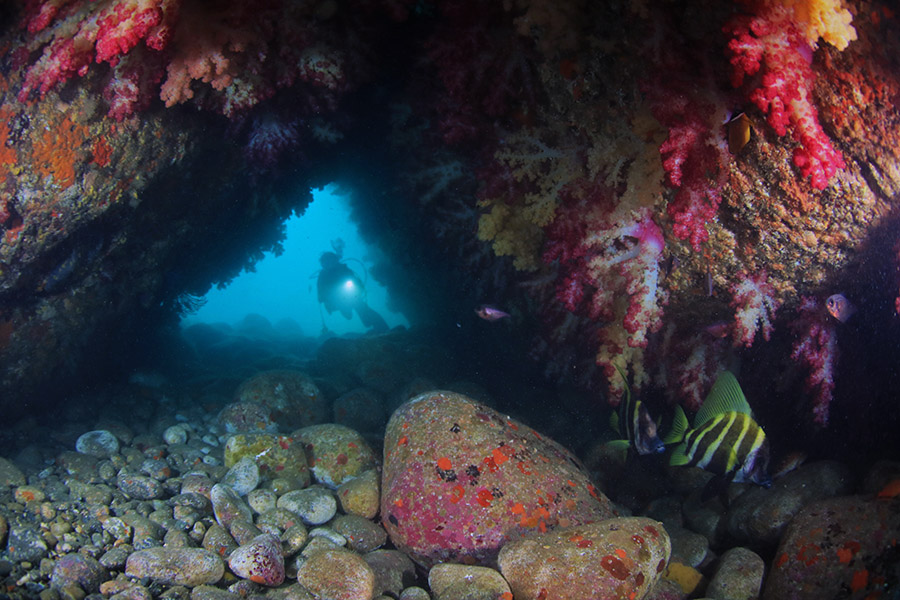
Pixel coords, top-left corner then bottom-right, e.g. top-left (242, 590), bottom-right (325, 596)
top-left (182, 185), bottom-right (409, 336)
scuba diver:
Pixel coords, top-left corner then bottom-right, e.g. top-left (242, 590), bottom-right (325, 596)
top-left (316, 241), bottom-right (389, 334)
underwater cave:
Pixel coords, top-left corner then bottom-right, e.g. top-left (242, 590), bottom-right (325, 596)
top-left (1, 0), bottom-right (900, 598)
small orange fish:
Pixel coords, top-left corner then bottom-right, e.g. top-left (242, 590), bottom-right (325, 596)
top-left (826, 293), bottom-right (856, 323)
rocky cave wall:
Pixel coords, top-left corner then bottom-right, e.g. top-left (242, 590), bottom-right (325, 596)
top-left (0, 0), bottom-right (899, 457)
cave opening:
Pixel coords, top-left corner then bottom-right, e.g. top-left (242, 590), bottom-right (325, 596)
top-left (181, 184), bottom-right (411, 339)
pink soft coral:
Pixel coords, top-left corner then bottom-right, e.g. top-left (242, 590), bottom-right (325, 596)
top-left (730, 269), bottom-right (780, 347)
top-left (725, 2), bottom-right (846, 189)
top-left (790, 296), bottom-right (837, 425)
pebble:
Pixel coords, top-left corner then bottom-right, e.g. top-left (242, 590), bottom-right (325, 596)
top-left (50, 554), bottom-right (108, 593)
top-left (222, 456), bottom-right (260, 496)
top-left (428, 563), bottom-right (511, 600)
top-left (247, 488), bottom-right (277, 514)
top-left (498, 517), bottom-right (671, 600)
top-left (336, 469), bottom-right (380, 519)
top-left (163, 425), bottom-right (189, 445)
top-left (14, 485), bottom-right (46, 503)
top-left (75, 430), bottom-right (120, 458)
top-left (217, 402), bottom-right (277, 434)
top-left (333, 514), bottom-right (387, 553)
top-left (210, 484), bottom-right (254, 531)
top-left (125, 547), bottom-right (224, 587)
top-left (117, 471), bottom-right (163, 501)
top-left (0, 456), bottom-right (27, 486)
top-left (332, 388), bottom-right (386, 434)
top-left (363, 549), bottom-right (416, 598)
top-left (294, 424), bottom-right (378, 489)
top-left (706, 547), bottom-right (764, 600)
top-left (281, 523), bottom-right (309, 556)
top-left (201, 524), bottom-right (238, 558)
top-left (725, 460), bottom-right (853, 545)
top-left (398, 587), bottom-right (430, 600)
top-left (228, 533), bottom-right (285, 586)
top-left (296, 548), bottom-right (376, 600)
top-left (277, 487), bottom-right (337, 525)
top-left (6, 519), bottom-right (49, 563)
top-left (223, 433), bottom-right (310, 490)
top-left (309, 527), bottom-right (347, 546)
top-left (233, 370), bottom-right (327, 429)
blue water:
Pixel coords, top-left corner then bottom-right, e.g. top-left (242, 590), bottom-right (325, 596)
top-left (182, 184), bottom-right (409, 336)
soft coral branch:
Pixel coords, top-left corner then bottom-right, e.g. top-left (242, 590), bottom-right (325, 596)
top-left (724, 1), bottom-right (849, 189)
top-left (790, 296), bottom-right (837, 425)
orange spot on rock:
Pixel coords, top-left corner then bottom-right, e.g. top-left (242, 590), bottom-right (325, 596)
top-left (450, 485), bottom-right (464, 504)
top-left (476, 488), bottom-right (494, 507)
top-left (615, 548), bottom-right (627, 559)
top-left (336, 453), bottom-right (348, 465)
top-left (601, 555), bottom-right (630, 580)
top-left (492, 448), bottom-right (508, 466)
top-left (250, 575), bottom-right (266, 584)
top-left (851, 569), bottom-right (869, 593)
top-left (510, 502), bottom-right (525, 514)
top-left (775, 553), bottom-right (789, 568)
top-left (501, 594), bottom-right (513, 600)
top-left (577, 538), bottom-right (593, 548)
top-left (32, 114), bottom-right (89, 189)
top-left (437, 457), bottom-right (452, 470)
top-left (92, 137), bottom-right (112, 167)
top-left (632, 534), bottom-right (644, 545)
top-left (397, 435), bottom-right (408, 446)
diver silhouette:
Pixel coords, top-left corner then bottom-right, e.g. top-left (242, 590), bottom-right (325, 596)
top-left (316, 250), bottom-right (389, 333)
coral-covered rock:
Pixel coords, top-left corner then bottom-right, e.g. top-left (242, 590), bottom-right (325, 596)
top-left (726, 460), bottom-right (853, 545)
top-left (763, 495), bottom-right (900, 600)
top-left (497, 517), bottom-right (671, 600)
top-left (293, 423), bottom-right (378, 488)
top-left (381, 390), bottom-right (616, 567)
top-left (227, 533), bottom-right (285, 587)
top-left (234, 370), bottom-right (327, 429)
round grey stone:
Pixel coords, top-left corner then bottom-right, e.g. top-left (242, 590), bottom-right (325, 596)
top-left (76, 430), bottom-right (120, 458)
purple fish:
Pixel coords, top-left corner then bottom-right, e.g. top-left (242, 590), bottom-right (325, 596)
top-left (825, 293), bottom-right (856, 323)
top-left (475, 305), bottom-right (510, 321)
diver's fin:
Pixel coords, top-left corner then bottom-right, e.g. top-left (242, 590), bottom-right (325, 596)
top-left (669, 442), bottom-right (691, 467)
top-left (663, 406), bottom-right (689, 445)
top-left (357, 303), bottom-right (389, 332)
top-left (694, 371), bottom-right (752, 426)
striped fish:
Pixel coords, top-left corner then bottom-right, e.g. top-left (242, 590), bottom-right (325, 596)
top-left (665, 371), bottom-right (771, 487)
top-left (610, 365), bottom-right (665, 456)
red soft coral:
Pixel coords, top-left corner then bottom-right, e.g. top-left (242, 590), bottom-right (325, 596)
top-left (725, 3), bottom-right (845, 189)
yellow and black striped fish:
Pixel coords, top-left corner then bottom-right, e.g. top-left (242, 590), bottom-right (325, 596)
top-left (610, 365), bottom-right (665, 456)
top-left (664, 371), bottom-right (771, 487)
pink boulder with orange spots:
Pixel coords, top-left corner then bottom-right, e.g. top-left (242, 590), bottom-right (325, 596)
top-left (380, 390), bottom-right (617, 567)
top-left (497, 517), bottom-right (671, 600)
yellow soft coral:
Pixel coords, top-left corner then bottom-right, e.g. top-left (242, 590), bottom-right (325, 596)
top-left (477, 202), bottom-right (544, 270)
top-left (781, 0), bottom-right (858, 50)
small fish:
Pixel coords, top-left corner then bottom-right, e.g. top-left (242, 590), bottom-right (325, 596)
top-left (826, 293), bottom-right (856, 323)
top-left (727, 112), bottom-right (752, 154)
top-left (475, 305), bottom-right (510, 321)
top-left (664, 371), bottom-right (771, 488)
top-left (609, 365), bottom-right (665, 455)
top-left (704, 321), bottom-right (731, 339)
